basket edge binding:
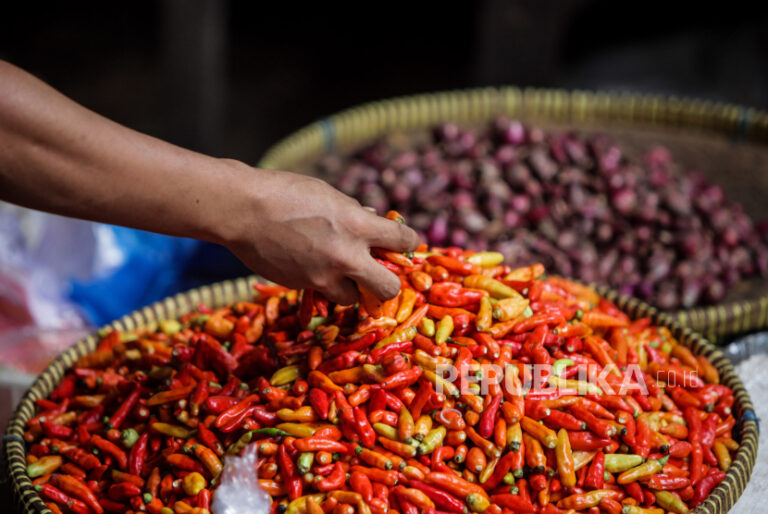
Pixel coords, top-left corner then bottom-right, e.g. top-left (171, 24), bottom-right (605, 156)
top-left (3, 276), bottom-right (757, 514)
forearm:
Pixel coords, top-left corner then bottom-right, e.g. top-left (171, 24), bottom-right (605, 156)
top-left (0, 59), bottom-right (238, 243)
top-left (0, 59), bottom-right (419, 303)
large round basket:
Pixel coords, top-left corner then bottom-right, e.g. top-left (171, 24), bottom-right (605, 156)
top-left (2, 276), bottom-right (759, 513)
top-left (257, 87), bottom-right (768, 342)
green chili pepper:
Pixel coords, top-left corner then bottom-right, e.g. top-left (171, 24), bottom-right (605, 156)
top-left (120, 428), bottom-right (140, 449)
top-left (604, 453), bottom-right (644, 473)
top-left (225, 431), bottom-right (253, 456)
top-left (297, 452), bottom-right (315, 474)
top-left (249, 427), bottom-right (292, 438)
top-left (417, 426), bottom-right (446, 456)
top-left (552, 358), bottom-right (574, 377)
top-left (307, 316), bottom-right (326, 331)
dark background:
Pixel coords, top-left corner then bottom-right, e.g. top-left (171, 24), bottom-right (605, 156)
top-left (1, 1), bottom-right (767, 508)
top-left (1, 1), bottom-right (766, 164)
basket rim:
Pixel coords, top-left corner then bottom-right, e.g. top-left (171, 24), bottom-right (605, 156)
top-left (256, 86), bottom-right (768, 341)
top-left (3, 275), bottom-right (758, 514)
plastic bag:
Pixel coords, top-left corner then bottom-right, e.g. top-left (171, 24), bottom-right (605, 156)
top-left (212, 443), bottom-right (271, 514)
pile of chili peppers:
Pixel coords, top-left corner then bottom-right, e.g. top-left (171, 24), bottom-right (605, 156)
top-left (24, 216), bottom-right (737, 514)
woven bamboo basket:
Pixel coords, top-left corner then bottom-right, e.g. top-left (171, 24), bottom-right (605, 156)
top-left (3, 276), bottom-right (759, 513)
top-left (258, 87), bottom-right (768, 342)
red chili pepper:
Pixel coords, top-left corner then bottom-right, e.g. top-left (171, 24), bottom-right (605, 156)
top-left (317, 350), bottom-right (361, 374)
top-left (584, 451), bottom-right (605, 489)
top-left (108, 385), bottom-right (140, 430)
top-left (128, 431), bottom-right (149, 476)
top-left (214, 394), bottom-right (259, 429)
top-left (197, 422), bottom-right (224, 456)
top-left (692, 469), bottom-right (726, 506)
top-left (50, 375), bottom-right (77, 401)
top-left (205, 395), bottom-right (238, 413)
top-left (108, 481), bottom-right (141, 501)
top-left (369, 340), bottom-right (414, 364)
top-left (381, 366), bottom-right (422, 390)
top-left (429, 282), bottom-right (486, 307)
top-left (477, 394), bottom-right (501, 438)
top-left (349, 470), bottom-right (374, 503)
top-left (353, 406), bottom-right (376, 448)
top-left (690, 441), bottom-right (705, 485)
top-left (546, 409), bottom-right (585, 431)
top-left (91, 434), bottom-right (128, 469)
top-left (51, 474), bottom-right (104, 514)
top-left (481, 449), bottom-right (519, 490)
top-left (701, 413), bottom-right (718, 448)
top-left (567, 431), bottom-right (612, 451)
top-left (329, 332), bottom-right (377, 356)
top-left (647, 474), bottom-right (690, 490)
top-left (427, 255), bottom-right (480, 275)
top-left (308, 388), bottom-right (330, 420)
top-left (490, 493), bottom-right (535, 511)
top-left (569, 405), bottom-right (615, 439)
top-left (408, 480), bottom-right (465, 513)
top-left (624, 481), bottom-right (644, 504)
top-left (315, 461), bottom-right (346, 491)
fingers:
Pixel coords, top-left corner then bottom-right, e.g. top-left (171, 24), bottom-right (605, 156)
top-left (320, 276), bottom-right (359, 306)
top-left (347, 256), bottom-right (402, 301)
top-left (364, 215), bottom-right (420, 253)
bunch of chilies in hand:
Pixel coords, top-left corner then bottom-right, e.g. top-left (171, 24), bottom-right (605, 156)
top-left (25, 213), bottom-right (736, 514)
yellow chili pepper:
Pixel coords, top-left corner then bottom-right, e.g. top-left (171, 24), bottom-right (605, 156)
top-left (275, 423), bottom-right (317, 438)
top-left (414, 415), bottom-right (433, 441)
top-left (395, 288), bottom-right (418, 323)
top-left (422, 368), bottom-right (459, 398)
top-left (654, 490), bottom-right (689, 514)
top-left (466, 492), bottom-right (490, 513)
top-left (713, 440), bottom-right (732, 471)
top-left (504, 263), bottom-right (545, 281)
top-left (375, 325), bottom-right (417, 348)
top-left (618, 455), bottom-right (668, 484)
top-left (270, 365), bottom-right (301, 386)
top-left (182, 472), bottom-right (207, 496)
top-left (412, 350), bottom-right (453, 372)
top-left (159, 319), bottom-right (182, 336)
top-left (478, 456), bottom-right (499, 484)
top-left (435, 315), bottom-right (454, 344)
top-left (194, 444), bottom-right (223, 476)
top-left (419, 317), bottom-right (436, 337)
top-left (572, 450), bottom-right (596, 471)
top-left (555, 428), bottom-right (576, 488)
top-left (622, 506), bottom-right (665, 514)
top-left (603, 453), bottom-right (644, 473)
top-left (557, 490), bottom-right (620, 510)
top-left (476, 297), bottom-right (492, 332)
top-left (492, 296), bottom-right (530, 321)
top-left (466, 251), bottom-right (505, 267)
top-left (277, 406), bottom-right (317, 422)
top-left (373, 423), bottom-right (399, 440)
top-left (506, 422), bottom-right (523, 452)
top-left (464, 274), bottom-right (520, 299)
top-left (521, 416), bottom-right (558, 449)
top-left (418, 426), bottom-right (446, 455)
top-left (286, 494), bottom-right (326, 514)
top-left (26, 455), bottom-right (62, 478)
top-left (548, 376), bottom-right (603, 395)
top-left (151, 422), bottom-right (195, 439)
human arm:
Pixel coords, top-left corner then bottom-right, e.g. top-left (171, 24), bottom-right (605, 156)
top-left (0, 60), bottom-right (418, 304)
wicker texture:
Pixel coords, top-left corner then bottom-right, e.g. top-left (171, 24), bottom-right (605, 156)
top-left (258, 87), bottom-right (768, 341)
top-left (3, 276), bottom-right (759, 513)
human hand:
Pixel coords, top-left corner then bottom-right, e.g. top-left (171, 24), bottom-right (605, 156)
top-left (221, 164), bottom-right (419, 305)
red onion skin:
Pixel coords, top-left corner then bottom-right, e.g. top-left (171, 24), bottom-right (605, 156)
top-left (322, 117), bottom-right (768, 309)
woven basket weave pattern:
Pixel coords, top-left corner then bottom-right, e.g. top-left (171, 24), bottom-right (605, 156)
top-left (3, 276), bottom-right (758, 513)
top-left (258, 87), bottom-right (768, 340)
